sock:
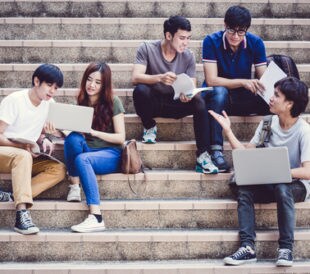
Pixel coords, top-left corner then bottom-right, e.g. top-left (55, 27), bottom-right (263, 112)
top-left (93, 214), bottom-right (102, 223)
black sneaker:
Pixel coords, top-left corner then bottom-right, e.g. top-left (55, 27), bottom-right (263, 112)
top-left (211, 150), bottom-right (230, 172)
top-left (14, 210), bottom-right (40, 235)
top-left (224, 246), bottom-right (257, 265)
top-left (0, 190), bottom-right (13, 202)
top-left (276, 248), bottom-right (293, 267)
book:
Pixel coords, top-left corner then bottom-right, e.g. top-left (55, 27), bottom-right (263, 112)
top-left (172, 73), bottom-right (213, 100)
top-left (258, 61), bottom-right (287, 104)
top-left (9, 137), bottom-right (63, 164)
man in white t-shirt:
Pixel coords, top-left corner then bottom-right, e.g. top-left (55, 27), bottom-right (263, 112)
top-left (209, 77), bottom-right (310, 267)
top-left (0, 64), bottom-right (66, 235)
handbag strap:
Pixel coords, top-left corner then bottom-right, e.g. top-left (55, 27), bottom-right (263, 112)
top-left (257, 115), bottom-right (273, 147)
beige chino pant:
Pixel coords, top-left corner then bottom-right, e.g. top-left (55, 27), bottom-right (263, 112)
top-left (0, 146), bottom-right (66, 208)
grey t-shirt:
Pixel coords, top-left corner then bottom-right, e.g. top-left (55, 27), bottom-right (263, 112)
top-left (135, 40), bottom-right (196, 77)
top-left (250, 116), bottom-right (310, 200)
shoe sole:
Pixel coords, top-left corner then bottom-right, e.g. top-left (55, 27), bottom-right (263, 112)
top-left (71, 226), bottom-right (106, 233)
top-left (142, 140), bottom-right (156, 144)
top-left (195, 164), bottom-right (218, 174)
top-left (67, 197), bottom-right (82, 202)
top-left (14, 227), bottom-right (40, 235)
top-left (223, 257), bottom-right (257, 265)
top-left (276, 260), bottom-right (293, 267)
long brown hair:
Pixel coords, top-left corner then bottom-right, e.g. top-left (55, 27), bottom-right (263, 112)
top-left (77, 62), bottom-right (113, 131)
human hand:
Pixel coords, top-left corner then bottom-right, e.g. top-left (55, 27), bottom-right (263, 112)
top-left (243, 79), bottom-right (265, 95)
top-left (209, 110), bottom-right (232, 133)
top-left (41, 138), bottom-right (54, 155)
top-left (179, 93), bottom-right (191, 103)
top-left (160, 72), bottom-right (177, 85)
top-left (44, 121), bottom-right (57, 135)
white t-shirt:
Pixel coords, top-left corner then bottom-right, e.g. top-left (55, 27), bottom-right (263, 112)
top-left (250, 115), bottom-right (310, 200)
top-left (0, 89), bottom-right (54, 142)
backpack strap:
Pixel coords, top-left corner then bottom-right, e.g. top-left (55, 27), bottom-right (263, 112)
top-left (257, 115), bottom-right (273, 147)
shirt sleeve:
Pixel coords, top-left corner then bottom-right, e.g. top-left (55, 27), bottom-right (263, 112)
top-left (300, 127), bottom-right (310, 164)
top-left (0, 95), bottom-right (18, 125)
top-left (202, 36), bottom-right (217, 63)
top-left (135, 42), bottom-right (148, 66)
top-left (112, 96), bottom-right (125, 116)
top-left (253, 38), bottom-right (267, 67)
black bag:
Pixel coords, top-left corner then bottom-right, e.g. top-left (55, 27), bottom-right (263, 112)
top-left (267, 54), bottom-right (300, 79)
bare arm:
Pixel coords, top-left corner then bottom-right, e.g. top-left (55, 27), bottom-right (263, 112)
top-left (203, 62), bottom-right (265, 94)
top-left (90, 113), bottom-right (125, 145)
top-left (291, 161), bottom-right (310, 180)
top-left (208, 110), bottom-right (255, 150)
top-left (132, 64), bottom-right (176, 86)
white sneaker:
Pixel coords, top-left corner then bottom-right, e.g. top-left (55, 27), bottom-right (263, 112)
top-left (142, 125), bottom-right (157, 143)
top-left (196, 151), bottom-right (219, 174)
top-left (71, 214), bottom-right (105, 233)
top-left (67, 184), bottom-right (81, 202)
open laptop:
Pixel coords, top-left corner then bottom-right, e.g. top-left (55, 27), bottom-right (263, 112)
top-left (232, 147), bottom-right (292, 185)
top-left (47, 103), bottom-right (94, 133)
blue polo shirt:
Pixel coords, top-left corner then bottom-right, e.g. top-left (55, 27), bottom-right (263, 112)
top-left (202, 31), bottom-right (266, 81)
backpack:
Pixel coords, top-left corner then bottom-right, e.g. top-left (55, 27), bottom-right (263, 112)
top-left (121, 139), bottom-right (143, 174)
top-left (267, 54), bottom-right (300, 79)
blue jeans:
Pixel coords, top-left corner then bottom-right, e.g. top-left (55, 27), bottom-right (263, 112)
top-left (64, 132), bottom-right (122, 205)
top-left (133, 84), bottom-right (214, 155)
top-left (237, 181), bottom-right (306, 251)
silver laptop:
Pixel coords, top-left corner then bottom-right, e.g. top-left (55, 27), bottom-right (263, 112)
top-left (47, 103), bottom-right (94, 133)
top-left (232, 147), bottom-right (292, 185)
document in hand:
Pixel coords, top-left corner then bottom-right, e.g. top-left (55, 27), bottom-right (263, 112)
top-left (258, 61), bottom-right (287, 104)
top-left (9, 137), bottom-right (63, 164)
top-left (172, 73), bottom-right (212, 100)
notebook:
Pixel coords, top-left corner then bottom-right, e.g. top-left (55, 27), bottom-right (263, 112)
top-left (232, 147), bottom-right (292, 185)
top-left (47, 103), bottom-right (94, 133)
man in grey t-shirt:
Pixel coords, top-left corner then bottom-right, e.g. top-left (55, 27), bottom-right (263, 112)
top-left (210, 77), bottom-right (310, 267)
top-left (132, 15), bottom-right (220, 174)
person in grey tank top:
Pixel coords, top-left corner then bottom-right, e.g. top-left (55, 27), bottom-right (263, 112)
top-left (210, 77), bottom-right (310, 267)
top-left (132, 15), bottom-right (227, 174)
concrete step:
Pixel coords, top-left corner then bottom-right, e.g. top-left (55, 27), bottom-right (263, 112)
top-left (1, 40), bottom-right (309, 64)
top-left (0, 18), bottom-right (309, 41)
top-left (2, 0), bottom-right (310, 18)
top-left (0, 63), bottom-right (309, 88)
top-left (1, 200), bottom-right (309, 230)
top-left (1, 260), bottom-right (310, 274)
top-left (0, 229), bottom-right (309, 261)
top-left (1, 88), bottom-right (310, 114)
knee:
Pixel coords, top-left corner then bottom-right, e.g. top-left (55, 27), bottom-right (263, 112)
top-left (46, 162), bottom-right (66, 181)
top-left (14, 149), bottom-right (33, 166)
top-left (133, 84), bottom-right (150, 101)
top-left (212, 86), bottom-right (229, 105)
top-left (74, 153), bottom-right (89, 168)
top-left (64, 132), bottom-right (84, 147)
top-left (191, 95), bottom-right (207, 113)
top-left (275, 184), bottom-right (293, 202)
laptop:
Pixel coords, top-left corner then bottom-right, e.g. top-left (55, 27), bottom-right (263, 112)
top-left (232, 147), bottom-right (292, 185)
top-left (47, 103), bottom-right (94, 133)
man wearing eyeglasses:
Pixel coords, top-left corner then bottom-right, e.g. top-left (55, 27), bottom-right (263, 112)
top-left (201, 6), bottom-right (269, 171)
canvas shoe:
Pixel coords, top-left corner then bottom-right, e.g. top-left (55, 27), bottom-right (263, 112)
top-left (14, 210), bottom-right (40, 235)
top-left (0, 190), bottom-right (13, 202)
top-left (211, 150), bottom-right (230, 172)
top-left (196, 151), bottom-right (218, 174)
top-left (67, 184), bottom-right (81, 202)
top-left (224, 246), bottom-right (257, 265)
top-left (71, 214), bottom-right (106, 233)
top-left (276, 248), bottom-right (293, 267)
top-left (142, 125), bottom-right (157, 144)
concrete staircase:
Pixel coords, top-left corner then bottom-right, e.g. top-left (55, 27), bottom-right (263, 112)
top-left (0, 0), bottom-right (309, 273)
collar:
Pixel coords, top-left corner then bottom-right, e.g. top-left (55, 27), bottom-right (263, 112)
top-left (222, 31), bottom-right (247, 51)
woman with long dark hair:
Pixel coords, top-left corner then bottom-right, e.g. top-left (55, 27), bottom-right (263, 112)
top-left (64, 62), bottom-right (125, 232)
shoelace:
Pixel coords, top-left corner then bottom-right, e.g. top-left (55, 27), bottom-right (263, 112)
top-left (20, 211), bottom-right (35, 227)
top-left (0, 191), bottom-right (12, 202)
top-left (278, 249), bottom-right (291, 260)
top-left (231, 247), bottom-right (248, 258)
top-left (145, 128), bottom-right (155, 135)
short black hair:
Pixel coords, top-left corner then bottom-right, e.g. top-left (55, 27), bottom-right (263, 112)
top-left (32, 63), bottom-right (64, 87)
top-left (224, 6), bottom-right (251, 30)
top-left (163, 15), bottom-right (191, 38)
top-left (274, 77), bottom-right (309, 117)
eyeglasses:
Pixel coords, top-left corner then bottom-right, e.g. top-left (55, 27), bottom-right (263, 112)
top-left (226, 28), bottom-right (247, 36)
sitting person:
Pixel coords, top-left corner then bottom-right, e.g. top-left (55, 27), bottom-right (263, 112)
top-left (209, 77), bottom-right (310, 266)
top-left (132, 15), bottom-right (220, 174)
top-left (202, 6), bottom-right (271, 170)
top-left (65, 62), bottom-right (125, 233)
top-left (0, 63), bottom-right (66, 235)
